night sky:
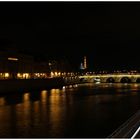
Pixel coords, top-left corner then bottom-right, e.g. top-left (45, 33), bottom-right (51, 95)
top-left (0, 2), bottom-right (140, 71)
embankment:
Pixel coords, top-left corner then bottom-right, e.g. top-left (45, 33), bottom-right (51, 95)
top-left (0, 77), bottom-right (81, 93)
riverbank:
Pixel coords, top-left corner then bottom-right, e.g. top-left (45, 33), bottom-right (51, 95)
top-left (0, 77), bottom-right (81, 93)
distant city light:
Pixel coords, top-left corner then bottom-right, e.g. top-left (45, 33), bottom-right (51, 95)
top-left (51, 72), bottom-right (54, 77)
top-left (5, 73), bottom-right (9, 78)
top-left (17, 73), bottom-right (22, 78)
top-left (55, 72), bottom-right (58, 76)
top-left (23, 73), bottom-right (30, 79)
top-left (48, 62), bottom-right (52, 66)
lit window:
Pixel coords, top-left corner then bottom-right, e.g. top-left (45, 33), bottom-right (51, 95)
top-left (8, 57), bottom-right (18, 61)
top-left (55, 72), bottom-right (58, 76)
top-left (23, 73), bottom-right (29, 79)
top-left (5, 73), bottom-right (9, 78)
top-left (51, 72), bottom-right (54, 77)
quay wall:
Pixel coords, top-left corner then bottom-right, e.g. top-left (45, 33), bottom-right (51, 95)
top-left (0, 77), bottom-right (81, 93)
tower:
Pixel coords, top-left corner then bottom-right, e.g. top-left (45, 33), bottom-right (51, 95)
top-left (84, 56), bottom-right (87, 69)
top-left (79, 56), bottom-right (87, 70)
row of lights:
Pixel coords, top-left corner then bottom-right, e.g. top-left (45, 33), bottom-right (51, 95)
top-left (0, 73), bottom-right (48, 79)
top-left (82, 71), bottom-right (140, 75)
top-left (0, 73), bottom-right (10, 78)
top-left (1, 71), bottom-right (140, 79)
top-left (50, 72), bottom-right (78, 77)
top-left (0, 72), bottom-right (81, 79)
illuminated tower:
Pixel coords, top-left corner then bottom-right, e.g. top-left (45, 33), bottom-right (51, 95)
top-left (84, 56), bottom-right (87, 69)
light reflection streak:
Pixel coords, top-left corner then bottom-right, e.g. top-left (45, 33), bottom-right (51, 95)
top-left (0, 97), bottom-right (11, 137)
top-left (0, 97), bottom-right (5, 106)
top-left (40, 90), bottom-right (48, 123)
top-left (15, 92), bottom-right (32, 136)
top-left (49, 88), bottom-right (66, 136)
top-left (41, 90), bottom-right (47, 103)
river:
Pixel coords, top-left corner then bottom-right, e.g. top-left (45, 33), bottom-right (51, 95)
top-left (0, 83), bottom-right (139, 138)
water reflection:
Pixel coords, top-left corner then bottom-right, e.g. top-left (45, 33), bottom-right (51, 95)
top-left (40, 90), bottom-right (47, 125)
top-left (41, 90), bottom-right (47, 103)
top-left (0, 83), bottom-right (139, 137)
top-left (0, 98), bottom-right (11, 137)
top-left (5, 94), bottom-right (23, 105)
top-left (0, 97), bottom-right (5, 106)
top-left (23, 93), bottom-right (30, 102)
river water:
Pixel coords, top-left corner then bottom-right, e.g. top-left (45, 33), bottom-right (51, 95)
top-left (0, 83), bottom-right (140, 138)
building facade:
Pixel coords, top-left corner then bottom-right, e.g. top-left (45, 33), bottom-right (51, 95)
top-left (0, 51), bottom-right (50, 79)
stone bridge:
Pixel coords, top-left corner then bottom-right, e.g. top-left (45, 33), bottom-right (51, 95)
top-left (79, 73), bottom-right (140, 83)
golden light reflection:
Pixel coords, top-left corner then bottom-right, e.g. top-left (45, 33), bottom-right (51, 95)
top-left (21, 93), bottom-right (31, 117)
top-left (133, 84), bottom-right (139, 88)
top-left (41, 90), bottom-right (47, 103)
top-left (51, 89), bottom-right (55, 93)
top-left (33, 101), bottom-right (40, 113)
top-left (115, 84), bottom-right (123, 88)
top-left (69, 85), bottom-right (73, 88)
top-left (55, 89), bottom-right (60, 94)
top-left (50, 89), bottom-right (61, 104)
top-left (22, 93), bottom-right (31, 115)
top-left (51, 89), bottom-right (61, 94)
top-left (40, 90), bottom-right (48, 123)
top-left (23, 93), bottom-right (30, 102)
top-left (14, 92), bottom-right (32, 136)
top-left (0, 98), bottom-right (5, 106)
top-left (49, 88), bottom-right (64, 131)
top-left (74, 84), bottom-right (78, 87)
top-left (130, 84), bottom-right (140, 94)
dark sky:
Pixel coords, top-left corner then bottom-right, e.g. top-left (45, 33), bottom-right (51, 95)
top-left (0, 2), bottom-right (140, 71)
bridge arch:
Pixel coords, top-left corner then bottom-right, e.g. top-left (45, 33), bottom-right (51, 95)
top-left (120, 77), bottom-right (131, 83)
top-left (136, 78), bottom-right (140, 83)
top-left (106, 77), bottom-right (115, 83)
top-left (80, 78), bottom-right (85, 82)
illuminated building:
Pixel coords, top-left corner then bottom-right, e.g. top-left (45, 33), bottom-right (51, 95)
top-left (0, 49), bottom-right (76, 79)
top-left (0, 50), bottom-right (50, 79)
top-left (84, 56), bottom-right (87, 69)
top-left (80, 56), bottom-right (87, 70)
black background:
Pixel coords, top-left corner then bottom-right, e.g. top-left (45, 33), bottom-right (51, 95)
top-left (0, 2), bottom-right (140, 71)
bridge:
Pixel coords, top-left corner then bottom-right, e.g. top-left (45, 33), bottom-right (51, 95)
top-left (79, 73), bottom-right (140, 83)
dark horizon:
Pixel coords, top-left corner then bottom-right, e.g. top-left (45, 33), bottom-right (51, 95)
top-left (0, 2), bottom-right (140, 71)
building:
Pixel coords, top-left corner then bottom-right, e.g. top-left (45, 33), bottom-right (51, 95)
top-left (80, 56), bottom-right (87, 70)
top-left (0, 50), bottom-right (50, 79)
top-left (84, 56), bottom-right (87, 69)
